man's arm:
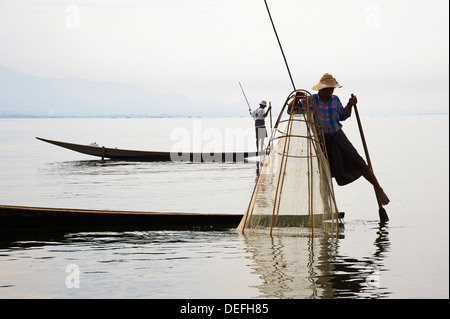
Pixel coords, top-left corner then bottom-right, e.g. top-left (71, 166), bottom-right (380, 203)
top-left (345, 94), bottom-right (358, 117)
top-left (287, 92), bottom-right (306, 114)
top-left (263, 106), bottom-right (272, 117)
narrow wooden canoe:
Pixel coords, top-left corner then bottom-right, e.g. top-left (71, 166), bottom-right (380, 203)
top-left (0, 204), bottom-right (344, 231)
top-left (36, 137), bottom-right (262, 162)
top-left (0, 204), bottom-right (243, 230)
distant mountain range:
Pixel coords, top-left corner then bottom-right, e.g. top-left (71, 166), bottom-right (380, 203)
top-left (0, 65), bottom-right (242, 117)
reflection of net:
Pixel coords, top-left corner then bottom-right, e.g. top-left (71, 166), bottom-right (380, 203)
top-left (238, 90), bottom-right (339, 234)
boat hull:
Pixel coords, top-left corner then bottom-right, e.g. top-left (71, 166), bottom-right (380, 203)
top-left (0, 205), bottom-right (242, 230)
top-left (36, 137), bottom-right (261, 162)
top-left (0, 204), bottom-right (344, 232)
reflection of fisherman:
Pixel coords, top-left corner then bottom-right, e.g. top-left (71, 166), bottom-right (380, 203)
top-left (249, 100), bottom-right (272, 153)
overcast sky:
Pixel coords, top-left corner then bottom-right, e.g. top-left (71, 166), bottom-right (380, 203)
top-left (0, 0), bottom-right (448, 115)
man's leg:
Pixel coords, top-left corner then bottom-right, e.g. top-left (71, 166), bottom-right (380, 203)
top-left (257, 137), bottom-right (263, 153)
top-left (363, 168), bottom-right (390, 205)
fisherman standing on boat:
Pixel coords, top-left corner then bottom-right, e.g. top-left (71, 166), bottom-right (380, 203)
top-left (288, 73), bottom-right (390, 206)
top-left (250, 100), bottom-right (272, 153)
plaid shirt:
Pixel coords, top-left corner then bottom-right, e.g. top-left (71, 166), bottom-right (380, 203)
top-left (288, 94), bottom-right (350, 135)
top-left (312, 94), bottom-right (350, 134)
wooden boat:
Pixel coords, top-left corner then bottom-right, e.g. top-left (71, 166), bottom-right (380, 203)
top-left (0, 204), bottom-right (243, 230)
top-left (0, 204), bottom-right (344, 231)
top-left (36, 137), bottom-right (262, 162)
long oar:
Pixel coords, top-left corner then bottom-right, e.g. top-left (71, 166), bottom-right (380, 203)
top-left (353, 103), bottom-right (389, 222)
top-left (239, 82), bottom-right (251, 113)
top-left (269, 101), bottom-right (273, 130)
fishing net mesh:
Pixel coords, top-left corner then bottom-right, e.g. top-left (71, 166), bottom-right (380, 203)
top-left (238, 90), bottom-right (340, 234)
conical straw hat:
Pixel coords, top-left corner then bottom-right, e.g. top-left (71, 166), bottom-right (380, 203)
top-left (311, 73), bottom-right (343, 91)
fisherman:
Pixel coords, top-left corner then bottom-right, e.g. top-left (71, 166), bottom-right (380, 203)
top-left (249, 100), bottom-right (272, 153)
top-left (288, 73), bottom-right (390, 206)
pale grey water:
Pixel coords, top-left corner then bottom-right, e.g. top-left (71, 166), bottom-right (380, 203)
top-left (0, 115), bottom-right (448, 299)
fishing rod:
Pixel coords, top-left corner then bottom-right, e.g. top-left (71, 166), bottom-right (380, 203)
top-left (263, 0), bottom-right (304, 148)
top-left (264, 0), bottom-right (296, 91)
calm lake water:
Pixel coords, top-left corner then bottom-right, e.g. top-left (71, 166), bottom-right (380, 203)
top-left (0, 115), bottom-right (448, 299)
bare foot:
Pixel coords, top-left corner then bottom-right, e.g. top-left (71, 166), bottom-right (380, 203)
top-left (376, 187), bottom-right (390, 205)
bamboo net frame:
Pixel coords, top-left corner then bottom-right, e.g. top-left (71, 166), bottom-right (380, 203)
top-left (237, 89), bottom-right (340, 235)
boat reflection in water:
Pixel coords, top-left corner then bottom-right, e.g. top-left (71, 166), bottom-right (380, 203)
top-left (240, 223), bottom-right (391, 299)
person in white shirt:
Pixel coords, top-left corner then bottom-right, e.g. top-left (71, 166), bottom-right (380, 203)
top-left (249, 100), bottom-right (272, 153)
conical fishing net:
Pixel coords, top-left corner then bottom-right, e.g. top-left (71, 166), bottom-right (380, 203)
top-left (238, 90), bottom-right (340, 234)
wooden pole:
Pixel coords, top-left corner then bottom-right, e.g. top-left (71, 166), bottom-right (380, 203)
top-left (264, 0), bottom-right (296, 91)
top-left (239, 82), bottom-right (251, 112)
top-left (353, 104), bottom-right (389, 222)
top-left (269, 102), bottom-right (273, 130)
